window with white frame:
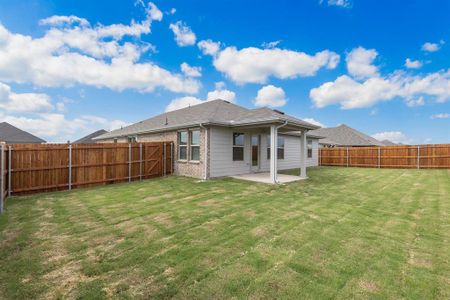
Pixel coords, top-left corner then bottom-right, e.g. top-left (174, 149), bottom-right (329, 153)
top-left (178, 131), bottom-right (188, 160)
top-left (190, 130), bottom-right (200, 161)
top-left (127, 136), bottom-right (137, 143)
top-left (233, 133), bottom-right (244, 161)
top-left (307, 139), bottom-right (313, 158)
top-left (267, 136), bottom-right (285, 159)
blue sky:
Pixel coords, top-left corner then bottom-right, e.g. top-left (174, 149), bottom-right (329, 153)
top-left (0, 0), bottom-right (449, 143)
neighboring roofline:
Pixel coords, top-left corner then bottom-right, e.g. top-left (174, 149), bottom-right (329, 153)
top-left (95, 119), bottom-right (319, 140)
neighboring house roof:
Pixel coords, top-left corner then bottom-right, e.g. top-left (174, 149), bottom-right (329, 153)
top-left (73, 129), bottom-right (108, 144)
top-left (95, 99), bottom-right (320, 140)
top-left (380, 139), bottom-right (398, 146)
top-left (0, 122), bottom-right (46, 144)
top-left (309, 124), bottom-right (384, 147)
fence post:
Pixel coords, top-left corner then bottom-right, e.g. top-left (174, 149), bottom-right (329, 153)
top-left (8, 146), bottom-right (12, 196)
top-left (0, 145), bottom-right (4, 214)
top-left (139, 143), bottom-right (143, 181)
top-left (417, 145), bottom-right (420, 169)
top-left (171, 142), bottom-right (173, 174)
top-left (346, 147), bottom-right (349, 167)
top-left (163, 142), bottom-right (166, 176)
top-left (68, 144), bottom-right (72, 190)
top-left (378, 147), bottom-right (381, 168)
top-left (128, 143), bottom-right (132, 182)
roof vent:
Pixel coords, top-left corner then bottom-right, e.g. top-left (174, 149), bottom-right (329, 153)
top-left (273, 109), bottom-right (285, 115)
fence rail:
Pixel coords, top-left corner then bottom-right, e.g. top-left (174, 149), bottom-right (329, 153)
top-left (0, 142), bottom-right (173, 207)
top-left (319, 144), bottom-right (450, 169)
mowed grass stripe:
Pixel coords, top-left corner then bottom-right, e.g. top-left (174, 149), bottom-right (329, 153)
top-left (0, 167), bottom-right (449, 299)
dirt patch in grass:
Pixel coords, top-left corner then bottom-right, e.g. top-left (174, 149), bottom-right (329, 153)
top-left (153, 213), bottom-right (174, 228)
top-left (408, 253), bottom-right (433, 269)
top-left (42, 260), bottom-right (90, 299)
top-left (251, 226), bottom-right (269, 237)
top-left (197, 199), bottom-right (221, 207)
top-left (359, 280), bottom-right (378, 292)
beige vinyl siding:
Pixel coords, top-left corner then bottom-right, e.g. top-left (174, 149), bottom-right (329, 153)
top-left (259, 135), bottom-right (319, 171)
top-left (209, 126), bottom-right (252, 177)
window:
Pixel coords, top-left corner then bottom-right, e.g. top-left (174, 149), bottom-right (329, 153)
top-left (307, 139), bottom-right (313, 158)
top-left (233, 133), bottom-right (244, 161)
top-left (113, 138), bottom-right (118, 144)
top-left (190, 130), bottom-right (200, 161)
top-left (267, 136), bottom-right (285, 160)
top-left (127, 136), bottom-right (137, 143)
top-left (178, 131), bottom-right (188, 160)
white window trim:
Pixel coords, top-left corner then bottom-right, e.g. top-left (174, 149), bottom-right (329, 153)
top-left (267, 135), bottom-right (285, 160)
top-left (232, 133), bottom-right (245, 161)
top-left (189, 129), bottom-right (200, 162)
top-left (178, 130), bottom-right (188, 161)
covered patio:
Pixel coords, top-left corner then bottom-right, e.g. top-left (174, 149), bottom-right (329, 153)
top-left (224, 119), bottom-right (310, 184)
top-left (231, 172), bottom-right (305, 184)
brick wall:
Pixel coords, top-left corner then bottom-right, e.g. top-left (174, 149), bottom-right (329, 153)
top-left (98, 128), bottom-right (207, 179)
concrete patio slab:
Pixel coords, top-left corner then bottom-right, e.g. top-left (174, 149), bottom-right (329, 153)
top-left (230, 172), bottom-right (305, 184)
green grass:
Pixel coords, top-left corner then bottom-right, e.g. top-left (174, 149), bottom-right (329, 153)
top-left (0, 167), bottom-right (449, 299)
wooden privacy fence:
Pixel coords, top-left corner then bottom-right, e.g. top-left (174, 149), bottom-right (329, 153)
top-left (319, 144), bottom-right (450, 169)
top-left (0, 142), bottom-right (173, 212)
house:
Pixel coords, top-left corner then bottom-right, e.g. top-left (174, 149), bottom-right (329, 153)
top-left (309, 124), bottom-right (384, 147)
top-left (94, 99), bottom-right (321, 183)
top-left (0, 122), bottom-right (46, 144)
top-left (380, 139), bottom-right (399, 146)
top-left (73, 129), bottom-right (108, 144)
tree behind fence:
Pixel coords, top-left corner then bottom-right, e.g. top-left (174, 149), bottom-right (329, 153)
top-left (0, 142), bottom-right (173, 201)
top-left (319, 144), bottom-right (450, 169)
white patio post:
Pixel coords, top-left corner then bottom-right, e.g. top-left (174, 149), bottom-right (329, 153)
top-left (270, 125), bottom-right (278, 183)
top-left (300, 130), bottom-right (307, 179)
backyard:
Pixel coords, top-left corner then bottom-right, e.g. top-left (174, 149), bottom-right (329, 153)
top-left (0, 167), bottom-right (449, 299)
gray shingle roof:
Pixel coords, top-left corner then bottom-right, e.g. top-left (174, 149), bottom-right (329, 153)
top-left (309, 124), bottom-right (384, 147)
top-left (73, 129), bottom-right (108, 144)
top-left (380, 139), bottom-right (398, 146)
top-left (95, 99), bottom-right (319, 140)
top-left (0, 122), bottom-right (46, 144)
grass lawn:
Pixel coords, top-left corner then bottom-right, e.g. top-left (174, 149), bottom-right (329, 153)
top-left (0, 167), bottom-right (449, 299)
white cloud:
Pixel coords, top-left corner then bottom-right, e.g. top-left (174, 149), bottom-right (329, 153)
top-left (206, 89), bottom-right (236, 102)
top-left (253, 85), bottom-right (287, 107)
top-left (169, 21), bottom-right (196, 46)
top-left (211, 46), bottom-right (340, 84)
top-left (310, 75), bottom-right (398, 109)
top-left (39, 15), bottom-right (90, 27)
top-left (346, 47), bottom-right (379, 79)
top-left (0, 112), bottom-right (129, 142)
top-left (180, 62), bottom-right (201, 77)
top-left (0, 7), bottom-right (199, 94)
top-left (421, 41), bottom-right (442, 52)
top-left (405, 96), bottom-right (424, 107)
top-left (169, 8), bottom-right (177, 15)
top-left (165, 88), bottom-right (236, 112)
top-left (431, 113), bottom-right (449, 119)
top-left (311, 67), bottom-right (450, 109)
top-left (371, 131), bottom-right (411, 144)
top-left (147, 2), bottom-right (163, 21)
top-left (165, 96), bottom-right (204, 112)
top-left (405, 58), bottom-right (423, 69)
top-left (303, 118), bottom-right (325, 127)
top-left (262, 40), bottom-right (281, 49)
top-left (198, 39), bottom-right (221, 56)
top-left (321, 0), bottom-right (352, 8)
top-left (0, 82), bottom-right (53, 112)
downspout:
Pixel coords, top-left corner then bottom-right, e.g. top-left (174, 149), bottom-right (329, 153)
top-left (199, 123), bottom-right (208, 180)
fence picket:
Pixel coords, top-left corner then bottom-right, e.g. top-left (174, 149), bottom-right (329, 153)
top-left (320, 144), bottom-right (450, 169)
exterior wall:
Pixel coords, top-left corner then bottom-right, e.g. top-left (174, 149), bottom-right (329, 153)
top-left (259, 135), bottom-right (319, 171)
top-left (98, 128), bottom-right (207, 179)
top-left (209, 126), bottom-right (319, 178)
